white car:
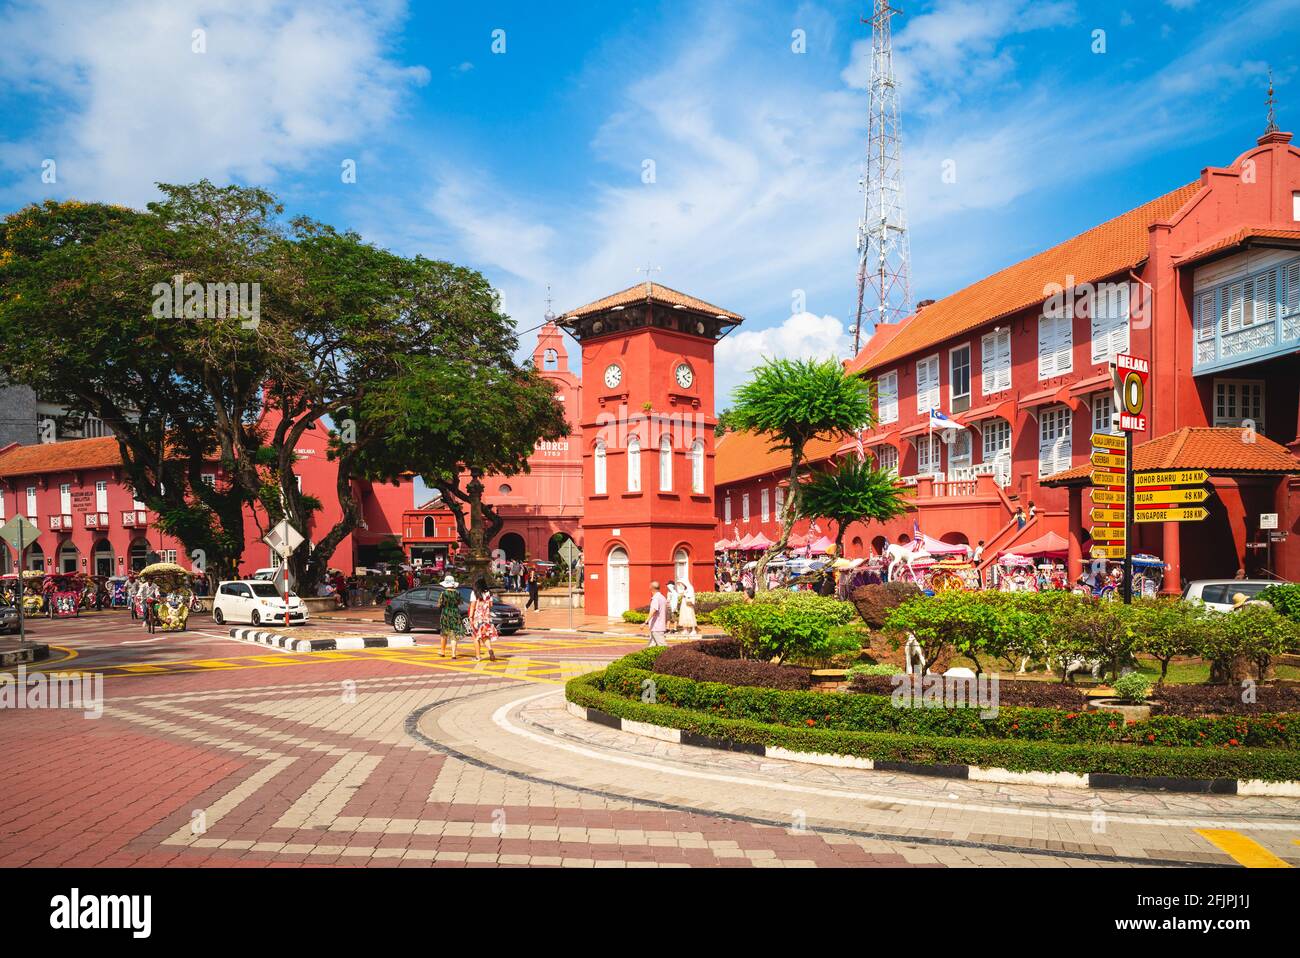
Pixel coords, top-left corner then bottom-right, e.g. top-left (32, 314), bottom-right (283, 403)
top-left (1182, 579), bottom-right (1276, 613)
top-left (212, 580), bottom-right (309, 626)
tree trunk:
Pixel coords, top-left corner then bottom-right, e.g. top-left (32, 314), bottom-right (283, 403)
top-left (755, 446), bottom-right (802, 591)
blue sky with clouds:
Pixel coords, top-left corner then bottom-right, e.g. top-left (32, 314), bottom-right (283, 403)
top-left (1, 0), bottom-right (1297, 402)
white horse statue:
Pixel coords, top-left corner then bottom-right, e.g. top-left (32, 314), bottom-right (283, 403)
top-left (885, 541), bottom-right (931, 583)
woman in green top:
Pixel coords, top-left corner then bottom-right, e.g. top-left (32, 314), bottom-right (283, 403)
top-left (438, 575), bottom-right (465, 659)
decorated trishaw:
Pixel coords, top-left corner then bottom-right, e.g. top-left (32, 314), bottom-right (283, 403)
top-left (137, 562), bottom-right (195, 632)
top-left (926, 557), bottom-right (979, 592)
top-left (107, 575), bottom-right (130, 608)
top-left (995, 554), bottom-right (1038, 592)
top-left (4, 570), bottom-right (49, 615)
top-left (43, 572), bottom-right (84, 618)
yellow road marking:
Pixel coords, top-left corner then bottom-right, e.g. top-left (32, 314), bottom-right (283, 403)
top-left (1196, 829), bottom-right (1292, 868)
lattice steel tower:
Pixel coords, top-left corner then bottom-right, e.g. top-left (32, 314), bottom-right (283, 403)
top-left (852, 0), bottom-right (911, 355)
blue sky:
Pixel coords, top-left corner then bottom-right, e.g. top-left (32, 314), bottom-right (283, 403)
top-left (1, 0), bottom-right (1297, 403)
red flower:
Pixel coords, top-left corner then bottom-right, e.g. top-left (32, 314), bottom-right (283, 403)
top-left (1229, 738), bottom-right (1239, 746)
top-left (806, 718), bottom-right (815, 727)
top-left (1147, 734), bottom-right (1155, 742)
top-left (1066, 713), bottom-right (1077, 719)
top-left (1108, 722), bottom-right (1117, 729)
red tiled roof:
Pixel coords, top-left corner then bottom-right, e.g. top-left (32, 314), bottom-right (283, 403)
top-left (1171, 226), bottom-right (1300, 265)
top-left (713, 430), bottom-right (846, 485)
top-left (853, 182), bottom-right (1203, 375)
top-left (1043, 427), bottom-right (1300, 485)
top-left (843, 315), bottom-right (912, 375)
top-left (0, 437), bottom-right (122, 478)
top-left (561, 282), bottom-right (743, 321)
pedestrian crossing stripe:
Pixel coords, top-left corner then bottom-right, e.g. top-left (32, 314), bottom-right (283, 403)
top-left (1195, 829), bottom-right (1292, 868)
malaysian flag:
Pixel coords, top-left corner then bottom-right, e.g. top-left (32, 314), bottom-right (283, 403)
top-left (927, 408), bottom-right (966, 432)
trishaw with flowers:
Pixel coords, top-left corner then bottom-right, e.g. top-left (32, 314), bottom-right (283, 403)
top-left (137, 562), bottom-right (195, 632)
top-left (43, 572), bottom-right (84, 618)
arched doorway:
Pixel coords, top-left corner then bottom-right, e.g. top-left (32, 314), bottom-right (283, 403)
top-left (941, 531), bottom-right (970, 547)
top-left (673, 547), bottom-right (690, 586)
top-left (92, 538), bottom-right (114, 577)
top-left (58, 541), bottom-right (79, 573)
top-left (871, 535), bottom-right (888, 557)
top-left (606, 546), bottom-right (630, 618)
top-left (498, 532), bottom-right (526, 562)
top-left (128, 538), bottom-right (149, 572)
top-left (850, 536), bottom-right (864, 557)
top-left (422, 516), bottom-right (436, 537)
top-left (26, 540), bottom-right (45, 571)
top-left (548, 532), bottom-right (576, 565)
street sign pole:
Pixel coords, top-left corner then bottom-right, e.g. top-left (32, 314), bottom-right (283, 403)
top-left (15, 522), bottom-right (25, 645)
top-left (1122, 430), bottom-right (1133, 605)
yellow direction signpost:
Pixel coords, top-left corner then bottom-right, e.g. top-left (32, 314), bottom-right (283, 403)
top-left (1090, 526), bottom-right (1127, 542)
top-left (1134, 487), bottom-right (1209, 506)
top-left (1091, 488), bottom-right (1127, 505)
top-left (1090, 432), bottom-right (1126, 451)
top-left (1090, 544), bottom-right (1126, 560)
top-left (1134, 469), bottom-right (1209, 487)
top-left (1090, 451), bottom-right (1126, 469)
top-left (1134, 506), bottom-right (1210, 524)
top-left (1090, 508), bottom-right (1126, 523)
top-left (1091, 470), bottom-right (1125, 487)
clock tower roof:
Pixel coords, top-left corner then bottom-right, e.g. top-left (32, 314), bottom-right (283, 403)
top-left (557, 282), bottom-right (742, 342)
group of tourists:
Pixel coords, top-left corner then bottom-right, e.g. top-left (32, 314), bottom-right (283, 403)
top-left (644, 579), bottom-right (699, 647)
top-left (434, 575), bottom-right (499, 662)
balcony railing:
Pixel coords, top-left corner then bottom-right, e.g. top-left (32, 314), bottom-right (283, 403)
top-left (120, 510), bottom-right (148, 527)
top-left (84, 512), bottom-right (110, 529)
top-left (49, 514), bottom-right (73, 531)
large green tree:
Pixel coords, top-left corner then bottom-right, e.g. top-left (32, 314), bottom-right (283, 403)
top-left (798, 456), bottom-right (908, 555)
top-left (352, 355), bottom-right (569, 584)
top-left (727, 358), bottom-right (874, 588)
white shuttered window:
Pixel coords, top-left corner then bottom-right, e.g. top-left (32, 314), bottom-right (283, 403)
top-left (1090, 283), bottom-right (1130, 363)
top-left (1038, 406), bottom-right (1073, 478)
top-left (981, 330), bottom-right (1011, 394)
top-left (1038, 314), bottom-right (1073, 378)
top-left (915, 355), bottom-right (940, 413)
top-left (877, 371), bottom-right (898, 423)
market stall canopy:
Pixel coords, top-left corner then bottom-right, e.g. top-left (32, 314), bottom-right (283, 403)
top-left (919, 534), bottom-right (968, 555)
top-left (787, 532), bottom-right (810, 548)
top-left (714, 539), bottom-right (734, 551)
top-left (1006, 531), bottom-right (1069, 558)
top-left (807, 535), bottom-right (834, 554)
top-left (734, 533), bottom-right (756, 550)
top-left (746, 532), bottom-right (774, 551)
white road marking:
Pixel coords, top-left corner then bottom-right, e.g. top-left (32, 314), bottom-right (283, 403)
top-left (491, 689), bottom-right (1300, 833)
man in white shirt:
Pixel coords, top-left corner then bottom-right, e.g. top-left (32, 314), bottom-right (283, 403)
top-left (646, 581), bottom-right (668, 647)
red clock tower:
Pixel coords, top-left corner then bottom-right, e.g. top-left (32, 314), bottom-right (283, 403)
top-left (557, 283), bottom-right (742, 617)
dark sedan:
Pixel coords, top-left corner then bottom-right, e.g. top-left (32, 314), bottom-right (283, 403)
top-left (0, 605), bottom-right (19, 634)
top-left (384, 585), bottom-right (524, 635)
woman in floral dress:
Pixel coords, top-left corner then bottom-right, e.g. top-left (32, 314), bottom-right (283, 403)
top-left (468, 579), bottom-right (498, 662)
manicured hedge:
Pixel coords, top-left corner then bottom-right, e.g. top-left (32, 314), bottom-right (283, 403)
top-left (652, 639), bottom-right (811, 691)
top-left (598, 657), bottom-right (1300, 750)
top-left (850, 673), bottom-right (1090, 710)
top-left (567, 670), bottom-right (1300, 782)
top-left (1152, 683), bottom-right (1300, 717)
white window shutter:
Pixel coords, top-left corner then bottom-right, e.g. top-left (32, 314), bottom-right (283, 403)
top-left (1286, 262), bottom-right (1300, 316)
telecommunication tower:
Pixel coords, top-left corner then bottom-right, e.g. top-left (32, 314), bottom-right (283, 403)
top-left (852, 0), bottom-right (911, 354)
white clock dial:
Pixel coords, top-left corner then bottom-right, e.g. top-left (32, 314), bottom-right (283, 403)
top-left (603, 364), bottom-right (623, 389)
top-left (674, 363), bottom-right (694, 389)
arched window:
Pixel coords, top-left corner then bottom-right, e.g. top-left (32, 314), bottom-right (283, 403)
top-left (593, 441), bottom-right (607, 494)
top-left (691, 439), bottom-right (705, 493)
top-left (423, 516), bottom-right (435, 537)
top-left (627, 436), bottom-right (641, 493)
top-left (674, 547), bottom-right (690, 584)
top-left (659, 435), bottom-right (673, 491)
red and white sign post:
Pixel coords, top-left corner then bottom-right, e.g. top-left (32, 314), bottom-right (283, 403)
top-left (1111, 353), bottom-right (1149, 603)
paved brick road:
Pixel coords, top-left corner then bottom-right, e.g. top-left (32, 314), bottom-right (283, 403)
top-left (2, 609), bottom-right (1299, 868)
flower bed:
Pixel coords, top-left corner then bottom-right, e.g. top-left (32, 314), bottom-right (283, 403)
top-left (652, 638), bottom-right (811, 691)
top-left (573, 649), bottom-right (1300, 782)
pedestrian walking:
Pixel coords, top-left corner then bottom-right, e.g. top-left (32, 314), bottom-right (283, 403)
top-left (666, 581), bottom-right (679, 634)
top-left (675, 580), bottom-right (698, 639)
top-left (972, 539), bottom-right (985, 563)
top-left (1027, 501), bottom-right (1037, 522)
top-left (437, 575), bottom-right (464, 659)
top-left (526, 572), bottom-right (540, 611)
top-left (468, 579), bottom-right (498, 662)
top-left (1014, 506), bottom-right (1027, 529)
top-left (646, 581), bottom-right (668, 647)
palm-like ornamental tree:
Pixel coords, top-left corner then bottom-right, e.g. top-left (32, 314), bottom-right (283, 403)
top-left (799, 456), bottom-right (909, 555)
top-left (728, 358), bottom-right (874, 588)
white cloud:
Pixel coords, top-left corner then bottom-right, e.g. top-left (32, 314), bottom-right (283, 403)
top-left (715, 312), bottom-right (852, 405)
top-left (0, 0), bottom-right (427, 206)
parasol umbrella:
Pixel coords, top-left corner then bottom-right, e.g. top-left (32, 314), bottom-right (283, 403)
top-left (1009, 530), bottom-right (1069, 558)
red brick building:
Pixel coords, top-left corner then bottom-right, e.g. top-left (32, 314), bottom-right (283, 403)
top-left (715, 126), bottom-right (1300, 589)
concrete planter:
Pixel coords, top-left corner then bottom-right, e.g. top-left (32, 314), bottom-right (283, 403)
top-left (810, 669), bottom-right (849, 691)
top-left (301, 596), bottom-right (341, 616)
top-left (1087, 698), bottom-right (1152, 722)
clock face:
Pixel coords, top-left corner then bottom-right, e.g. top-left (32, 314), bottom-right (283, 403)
top-left (674, 363), bottom-right (694, 389)
top-left (603, 363), bottom-right (623, 389)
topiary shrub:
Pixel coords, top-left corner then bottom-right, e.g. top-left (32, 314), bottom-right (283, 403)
top-left (850, 581), bottom-right (921, 628)
top-left (1259, 583), bottom-right (1300, 623)
top-left (1113, 672), bottom-right (1152, 703)
top-left (652, 639), bottom-right (811, 690)
top-left (622, 610), bottom-right (648, 624)
top-left (713, 591), bottom-right (857, 664)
